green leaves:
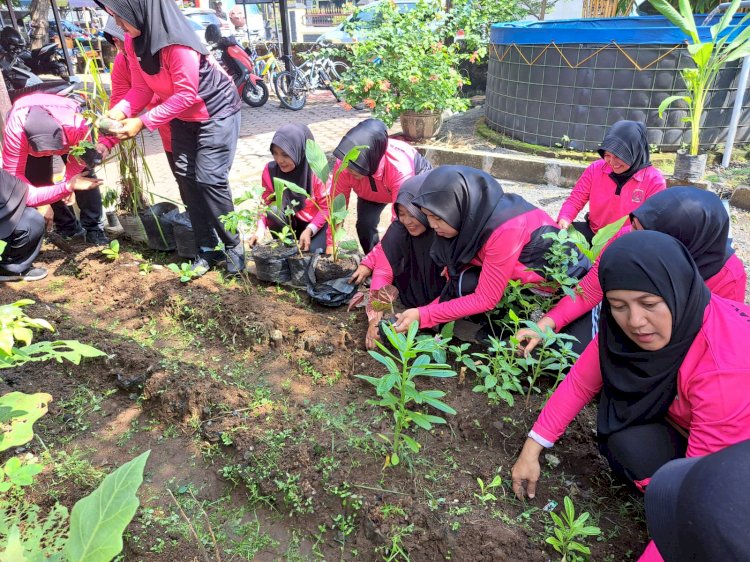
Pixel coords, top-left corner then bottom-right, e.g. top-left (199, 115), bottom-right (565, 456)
top-left (545, 496), bottom-right (601, 560)
top-left (0, 392), bottom-right (52, 452)
top-left (0, 456), bottom-right (44, 491)
top-left (100, 240), bottom-right (120, 261)
top-left (305, 139), bottom-right (330, 184)
top-left (65, 450), bottom-right (150, 562)
top-left (571, 215), bottom-right (628, 263)
top-left (167, 262), bottom-right (206, 283)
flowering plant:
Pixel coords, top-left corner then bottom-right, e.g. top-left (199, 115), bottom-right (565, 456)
top-left (339, 0), bottom-right (470, 126)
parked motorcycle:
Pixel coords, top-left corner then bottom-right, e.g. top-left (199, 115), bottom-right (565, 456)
top-left (20, 42), bottom-right (70, 79)
top-left (0, 27), bottom-right (78, 102)
top-left (205, 24), bottom-right (269, 108)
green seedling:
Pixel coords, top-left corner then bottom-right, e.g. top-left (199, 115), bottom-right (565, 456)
top-left (546, 496), bottom-right (601, 562)
top-left (101, 240), bottom-right (120, 261)
top-left (356, 321), bottom-right (456, 467)
top-left (568, 216), bottom-right (628, 264)
top-left (474, 474), bottom-right (503, 505)
top-left (167, 262), bottom-right (207, 283)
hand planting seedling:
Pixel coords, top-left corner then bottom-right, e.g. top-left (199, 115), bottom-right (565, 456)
top-left (101, 240), bottom-right (120, 261)
top-left (167, 262), bottom-right (207, 283)
top-left (546, 496), bottom-right (601, 562)
top-left (356, 321), bottom-right (456, 467)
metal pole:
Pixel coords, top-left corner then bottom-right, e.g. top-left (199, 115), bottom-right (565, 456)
top-left (50, 0), bottom-right (75, 78)
top-left (722, 55), bottom-right (750, 167)
top-left (278, 0), bottom-right (292, 71)
top-left (6, 0), bottom-right (18, 32)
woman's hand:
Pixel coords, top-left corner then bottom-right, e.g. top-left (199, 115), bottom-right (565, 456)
top-left (365, 321), bottom-right (381, 350)
top-left (511, 438), bottom-right (544, 500)
top-left (67, 172), bottom-right (103, 192)
top-left (558, 218), bottom-right (571, 230)
top-left (106, 109), bottom-right (127, 121)
top-left (95, 142), bottom-right (110, 159)
top-left (247, 235), bottom-right (259, 247)
top-left (298, 228), bottom-right (313, 252)
top-left (393, 308), bottom-right (420, 333)
top-left (348, 264), bottom-right (372, 285)
top-left (515, 316), bottom-right (556, 357)
top-left (115, 118), bottom-right (144, 140)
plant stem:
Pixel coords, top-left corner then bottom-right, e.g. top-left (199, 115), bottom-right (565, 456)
top-left (392, 356), bottom-right (409, 461)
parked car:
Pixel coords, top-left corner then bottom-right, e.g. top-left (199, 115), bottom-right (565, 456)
top-left (182, 8), bottom-right (233, 36)
top-left (316, 0), bottom-right (417, 44)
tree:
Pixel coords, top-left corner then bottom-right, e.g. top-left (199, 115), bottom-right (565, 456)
top-left (29, 0), bottom-right (51, 50)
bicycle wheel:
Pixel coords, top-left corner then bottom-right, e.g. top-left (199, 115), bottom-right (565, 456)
top-left (318, 69), bottom-right (341, 102)
top-left (274, 70), bottom-right (307, 110)
top-left (242, 78), bottom-right (269, 108)
top-left (328, 61), bottom-right (349, 81)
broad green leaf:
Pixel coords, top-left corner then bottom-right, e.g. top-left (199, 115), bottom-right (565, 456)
top-left (332, 193), bottom-right (347, 214)
top-left (400, 434), bottom-right (421, 453)
top-left (305, 139), bottom-right (330, 184)
top-left (658, 95), bottom-right (691, 118)
top-left (0, 526), bottom-right (27, 562)
top-left (687, 42), bottom-right (713, 66)
top-left (65, 450), bottom-right (150, 562)
top-left (440, 321), bottom-right (454, 340)
top-left (726, 41), bottom-right (750, 62)
top-left (2, 457), bottom-right (43, 487)
top-left (408, 410), bottom-right (435, 430)
top-left (0, 330), bottom-right (13, 355)
top-left (367, 350), bottom-right (399, 375)
top-left (390, 452), bottom-right (399, 466)
top-left (421, 396), bottom-right (456, 415)
top-left (0, 392), bottom-right (52, 452)
top-left (649, 0), bottom-right (693, 38)
top-left (590, 216), bottom-right (628, 259)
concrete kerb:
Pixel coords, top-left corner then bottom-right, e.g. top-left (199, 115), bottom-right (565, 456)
top-left (414, 145), bottom-right (588, 188)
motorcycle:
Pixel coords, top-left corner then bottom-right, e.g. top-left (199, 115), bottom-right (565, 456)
top-left (0, 27), bottom-right (77, 102)
top-left (19, 42), bottom-right (70, 79)
top-left (205, 24), bottom-right (269, 108)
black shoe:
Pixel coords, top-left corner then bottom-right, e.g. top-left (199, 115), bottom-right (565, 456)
top-left (54, 226), bottom-right (86, 241)
top-left (85, 229), bottom-right (109, 246)
top-left (0, 267), bottom-right (48, 282)
top-left (225, 245), bottom-right (246, 275)
top-left (190, 257), bottom-right (211, 278)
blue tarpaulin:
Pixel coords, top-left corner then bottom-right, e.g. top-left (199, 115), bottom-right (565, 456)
top-left (491, 15), bottom-right (750, 45)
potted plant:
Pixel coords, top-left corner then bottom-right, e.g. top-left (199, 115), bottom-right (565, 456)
top-left (652, 0), bottom-right (750, 181)
top-left (339, 0), bottom-right (470, 139)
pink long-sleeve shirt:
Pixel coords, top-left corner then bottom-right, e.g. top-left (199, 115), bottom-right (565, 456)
top-left (418, 208), bottom-right (557, 329)
top-left (557, 160), bottom-right (666, 233)
top-left (256, 164), bottom-right (330, 243)
top-left (546, 225), bottom-right (748, 330)
top-left (361, 242), bottom-right (391, 291)
top-left (2, 93), bottom-right (89, 192)
top-left (531, 296), bottom-right (750, 459)
top-left (112, 36), bottom-right (239, 131)
top-left (109, 50), bottom-right (173, 152)
top-left (312, 139), bottom-right (420, 226)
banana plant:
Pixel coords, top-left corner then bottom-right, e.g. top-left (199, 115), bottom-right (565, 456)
top-left (652, 0), bottom-right (750, 155)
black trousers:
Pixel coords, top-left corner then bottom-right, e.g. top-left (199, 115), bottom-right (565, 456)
top-left (266, 211), bottom-right (328, 253)
top-left (24, 155), bottom-right (103, 234)
top-left (356, 198), bottom-right (387, 254)
top-left (0, 208), bottom-right (45, 273)
top-left (599, 420), bottom-right (688, 488)
top-left (171, 112), bottom-right (241, 254)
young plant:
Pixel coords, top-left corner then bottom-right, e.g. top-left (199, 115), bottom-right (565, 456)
top-left (568, 216), bottom-right (628, 264)
top-left (274, 139), bottom-right (366, 261)
top-left (356, 321), bottom-right (456, 467)
top-left (474, 474), bottom-right (503, 505)
top-left (470, 335), bottom-right (524, 407)
top-left (546, 496), bottom-right (601, 562)
top-left (101, 188), bottom-right (119, 212)
top-left (167, 262), bottom-right (208, 283)
top-left (348, 284), bottom-right (400, 322)
top-left (138, 261), bottom-right (153, 276)
top-left (539, 229), bottom-right (586, 301)
top-left (101, 240), bottom-right (120, 261)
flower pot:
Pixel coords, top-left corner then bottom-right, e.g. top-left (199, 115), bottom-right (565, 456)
top-left (673, 150), bottom-right (708, 183)
top-left (287, 253), bottom-right (312, 288)
top-left (105, 211), bottom-right (121, 229)
top-left (140, 202), bottom-right (178, 251)
top-left (252, 245), bottom-right (299, 283)
top-left (173, 223), bottom-right (197, 259)
top-left (313, 254), bottom-right (359, 283)
top-left (400, 110), bottom-right (443, 141)
top-left (119, 214), bottom-right (148, 244)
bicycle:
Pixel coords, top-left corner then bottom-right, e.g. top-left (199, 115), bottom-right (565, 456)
top-left (273, 47), bottom-right (349, 111)
top-left (246, 41), bottom-right (285, 86)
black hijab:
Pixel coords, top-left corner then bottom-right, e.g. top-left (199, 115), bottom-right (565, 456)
top-left (598, 121), bottom-right (651, 195)
top-left (380, 175), bottom-right (445, 308)
top-left (334, 119), bottom-right (388, 190)
top-left (95, 0), bottom-right (208, 75)
top-left (0, 170), bottom-right (29, 239)
top-left (412, 166), bottom-right (535, 299)
top-left (268, 124), bottom-right (314, 214)
top-left (631, 186), bottom-right (733, 281)
top-left (23, 106), bottom-right (64, 153)
top-left (597, 230), bottom-right (711, 437)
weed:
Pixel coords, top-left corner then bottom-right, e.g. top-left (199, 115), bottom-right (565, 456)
top-left (57, 387), bottom-right (116, 434)
top-left (48, 448), bottom-right (105, 490)
top-left (376, 523), bottom-right (414, 561)
top-left (474, 474), bottom-right (503, 505)
top-left (546, 496), bottom-right (601, 562)
top-left (275, 472), bottom-right (314, 516)
top-left (101, 240), bottom-right (121, 261)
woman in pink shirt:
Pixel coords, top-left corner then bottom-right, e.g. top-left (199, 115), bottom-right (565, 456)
top-left (249, 124), bottom-right (330, 253)
top-left (349, 174), bottom-right (445, 349)
top-left (98, 0), bottom-right (244, 276)
top-left (316, 119), bottom-right (431, 253)
top-left (512, 231), bottom-right (750, 505)
top-left (516, 186), bottom-right (747, 356)
top-left (392, 166), bottom-right (589, 333)
top-left (0, 169), bottom-right (102, 281)
top-left (557, 121), bottom-right (666, 242)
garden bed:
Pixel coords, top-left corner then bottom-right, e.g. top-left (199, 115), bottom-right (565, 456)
top-left (0, 239), bottom-right (652, 561)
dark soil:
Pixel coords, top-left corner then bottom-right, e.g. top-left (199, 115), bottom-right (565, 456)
top-left (0, 238), bottom-right (649, 561)
top-left (314, 255), bottom-right (359, 283)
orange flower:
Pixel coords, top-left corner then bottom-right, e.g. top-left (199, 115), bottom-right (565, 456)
top-left (342, 102), bottom-right (353, 111)
top-left (363, 98), bottom-right (377, 109)
top-left (363, 78), bottom-right (375, 92)
top-left (469, 51), bottom-right (479, 63)
top-left (429, 75), bottom-right (438, 81)
top-left (408, 75), bottom-right (419, 84)
top-left (379, 80), bottom-right (391, 91)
